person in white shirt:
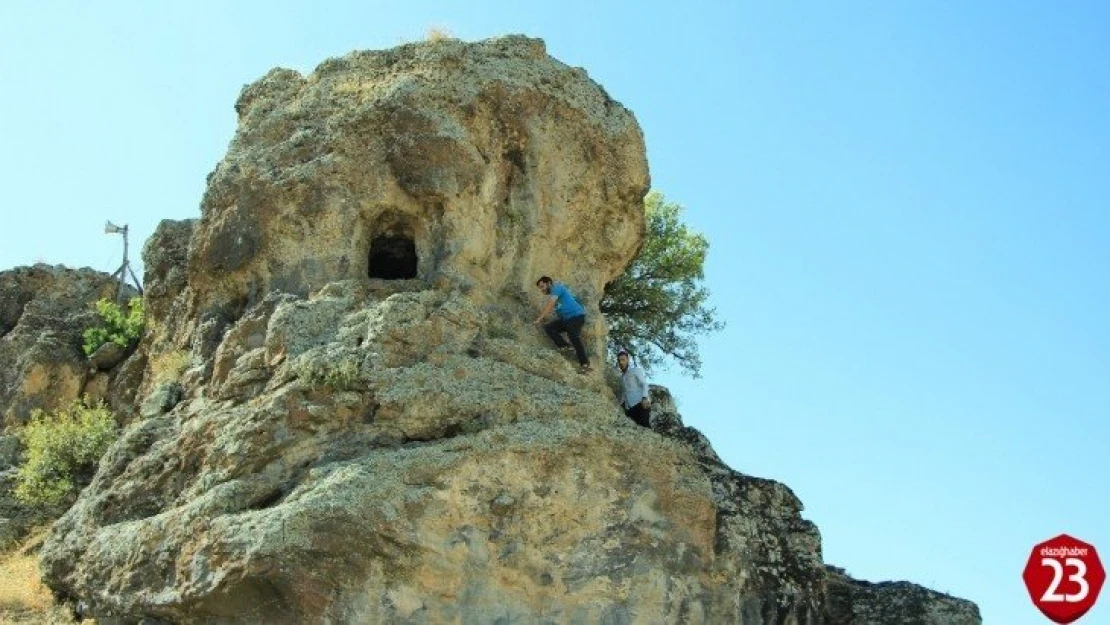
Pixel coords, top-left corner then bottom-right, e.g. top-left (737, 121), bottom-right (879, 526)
top-left (616, 349), bottom-right (650, 428)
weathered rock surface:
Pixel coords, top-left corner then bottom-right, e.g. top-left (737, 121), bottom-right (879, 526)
top-left (30, 35), bottom-right (979, 625)
top-left (45, 281), bottom-right (831, 623)
top-left (0, 265), bottom-right (126, 429)
top-left (141, 218), bottom-right (196, 365)
top-left (0, 265), bottom-right (141, 549)
top-left (0, 435), bottom-right (19, 468)
top-left (89, 341), bottom-right (127, 371)
top-left (825, 566), bottom-right (982, 624)
top-left (171, 34), bottom-right (648, 368)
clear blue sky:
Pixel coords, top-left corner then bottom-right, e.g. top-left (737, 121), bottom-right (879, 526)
top-left (2, 2), bottom-right (1107, 622)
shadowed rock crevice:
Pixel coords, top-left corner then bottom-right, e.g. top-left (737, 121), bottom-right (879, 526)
top-left (0, 296), bottom-right (29, 339)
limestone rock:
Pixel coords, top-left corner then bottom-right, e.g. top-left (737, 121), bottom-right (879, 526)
top-left (82, 372), bottom-right (112, 406)
top-left (139, 383), bottom-right (183, 419)
top-left (171, 34), bottom-right (648, 366)
top-left (650, 387), bottom-right (827, 621)
top-left (105, 348), bottom-right (148, 421)
top-left (142, 219), bottom-right (196, 327)
top-left (0, 265), bottom-right (128, 428)
top-left (40, 277), bottom-right (827, 622)
top-left (89, 341), bottom-right (127, 371)
top-left (825, 566), bottom-right (982, 624)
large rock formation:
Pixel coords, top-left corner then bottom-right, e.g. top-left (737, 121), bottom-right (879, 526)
top-left (0, 265), bottom-right (141, 548)
top-left (29, 35), bottom-right (979, 624)
top-left (175, 33), bottom-right (647, 368)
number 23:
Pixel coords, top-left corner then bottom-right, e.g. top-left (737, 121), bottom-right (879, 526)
top-left (1041, 557), bottom-right (1090, 603)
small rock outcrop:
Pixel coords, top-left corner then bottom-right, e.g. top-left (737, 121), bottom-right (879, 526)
top-left (0, 265), bottom-right (125, 428)
top-left (21, 35), bottom-right (979, 624)
top-left (825, 566), bottom-right (982, 624)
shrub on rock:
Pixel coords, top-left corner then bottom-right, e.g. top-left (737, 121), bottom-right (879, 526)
top-left (81, 297), bottom-right (144, 358)
top-left (14, 399), bottom-right (117, 508)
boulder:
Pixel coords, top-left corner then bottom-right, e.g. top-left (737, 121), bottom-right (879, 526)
top-left (139, 383), bottom-right (183, 419)
top-left (89, 342), bottom-right (127, 371)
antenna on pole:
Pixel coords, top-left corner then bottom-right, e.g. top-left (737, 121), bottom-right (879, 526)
top-left (104, 220), bottom-right (142, 302)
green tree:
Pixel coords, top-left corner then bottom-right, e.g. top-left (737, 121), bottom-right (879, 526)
top-left (601, 190), bottom-right (723, 377)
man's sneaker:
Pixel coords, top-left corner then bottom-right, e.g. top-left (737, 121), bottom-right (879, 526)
top-left (578, 363), bottom-right (592, 374)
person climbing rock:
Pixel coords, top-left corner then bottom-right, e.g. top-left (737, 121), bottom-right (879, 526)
top-left (533, 275), bottom-right (591, 372)
top-left (617, 349), bottom-right (651, 427)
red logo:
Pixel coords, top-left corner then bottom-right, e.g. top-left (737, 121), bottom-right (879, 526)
top-left (1023, 534), bottom-right (1105, 623)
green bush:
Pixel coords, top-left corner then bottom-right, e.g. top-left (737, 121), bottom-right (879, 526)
top-left (14, 399), bottom-right (118, 508)
top-left (82, 297), bottom-right (145, 356)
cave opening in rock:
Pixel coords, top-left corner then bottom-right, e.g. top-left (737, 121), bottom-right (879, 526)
top-left (368, 234), bottom-right (418, 279)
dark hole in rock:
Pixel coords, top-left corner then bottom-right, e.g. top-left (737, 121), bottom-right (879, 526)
top-left (249, 488), bottom-right (285, 511)
top-left (368, 234), bottom-right (417, 279)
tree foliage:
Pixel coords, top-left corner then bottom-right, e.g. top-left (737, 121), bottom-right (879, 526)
top-left (82, 297), bottom-right (145, 356)
top-left (14, 398), bottom-right (118, 508)
top-left (601, 190), bottom-right (723, 377)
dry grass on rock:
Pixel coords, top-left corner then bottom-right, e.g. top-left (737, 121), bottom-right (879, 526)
top-left (0, 528), bottom-right (81, 624)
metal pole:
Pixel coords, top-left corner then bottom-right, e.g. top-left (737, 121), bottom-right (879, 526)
top-left (105, 221), bottom-right (142, 302)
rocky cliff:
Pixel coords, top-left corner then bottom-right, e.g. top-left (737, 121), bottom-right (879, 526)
top-left (0, 35), bottom-right (980, 623)
top-left (0, 265), bottom-right (140, 430)
top-left (0, 265), bottom-right (142, 548)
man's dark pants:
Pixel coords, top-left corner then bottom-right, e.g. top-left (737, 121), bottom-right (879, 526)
top-left (625, 403), bottom-right (651, 428)
top-left (544, 314), bottom-right (588, 365)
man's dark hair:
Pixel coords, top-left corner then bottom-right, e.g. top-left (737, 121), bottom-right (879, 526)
top-left (536, 276), bottom-right (553, 286)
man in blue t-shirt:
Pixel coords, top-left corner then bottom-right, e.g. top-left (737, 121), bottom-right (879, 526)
top-left (533, 275), bottom-right (591, 372)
